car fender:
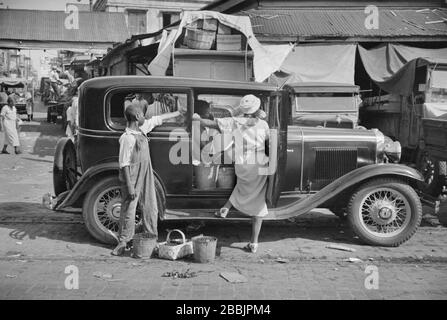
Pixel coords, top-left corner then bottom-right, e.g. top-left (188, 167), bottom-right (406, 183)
top-left (54, 161), bottom-right (119, 210)
top-left (54, 161), bottom-right (166, 210)
top-left (267, 163), bottom-right (423, 220)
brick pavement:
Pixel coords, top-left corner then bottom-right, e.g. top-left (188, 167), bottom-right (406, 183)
top-left (1, 258), bottom-right (446, 300)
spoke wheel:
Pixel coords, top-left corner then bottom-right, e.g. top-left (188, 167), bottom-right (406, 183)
top-left (93, 186), bottom-right (142, 236)
top-left (348, 178), bottom-right (422, 247)
top-left (358, 188), bottom-right (411, 237)
top-left (83, 176), bottom-right (165, 245)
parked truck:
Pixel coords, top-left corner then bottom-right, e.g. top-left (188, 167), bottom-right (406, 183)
top-left (360, 58), bottom-right (447, 197)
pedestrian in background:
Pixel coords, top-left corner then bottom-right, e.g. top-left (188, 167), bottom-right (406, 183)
top-left (66, 88), bottom-right (79, 141)
top-left (1, 97), bottom-right (22, 155)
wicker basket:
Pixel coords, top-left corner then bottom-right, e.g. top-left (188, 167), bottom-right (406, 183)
top-left (186, 28), bottom-right (215, 50)
top-left (158, 229), bottom-right (193, 261)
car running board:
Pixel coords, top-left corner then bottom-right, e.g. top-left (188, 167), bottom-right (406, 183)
top-left (164, 209), bottom-right (253, 221)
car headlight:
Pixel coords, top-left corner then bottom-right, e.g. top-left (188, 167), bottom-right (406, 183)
top-left (384, 136), bottom-right (401, 163)
top-left (373, 129), bottom-right (385, 163)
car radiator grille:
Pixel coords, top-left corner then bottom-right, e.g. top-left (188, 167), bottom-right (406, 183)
top-left (314, 147), bottom-right (358, 181)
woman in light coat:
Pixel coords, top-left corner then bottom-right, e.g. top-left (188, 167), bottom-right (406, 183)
top-left (1, 97), bottom-right (21, 154)
top-left (193, 95), bottom-right (270, 253)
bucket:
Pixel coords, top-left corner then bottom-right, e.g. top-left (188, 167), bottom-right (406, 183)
top-left (132, 232), bottom-right (157, 259)
top-left (193, 236), bottom-right (217, 263)
top-left (194, 164), bottom-right (217, 189)
top-left (216, 166), bottom-right (235, 188)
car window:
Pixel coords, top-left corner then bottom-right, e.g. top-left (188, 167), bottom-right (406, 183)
top-left (108, 90), bottom-right (188, 129)
top-left (196, 93), bottom-right (269, 119)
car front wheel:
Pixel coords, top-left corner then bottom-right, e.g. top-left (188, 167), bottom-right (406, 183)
top-left (347, 178), bottom-right (422, 247)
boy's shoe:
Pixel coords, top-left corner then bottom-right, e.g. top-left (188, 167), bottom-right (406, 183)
top-left (1, 150), bottom-right (9, 154)
top-left (111, 242), bottom-right (127, 256)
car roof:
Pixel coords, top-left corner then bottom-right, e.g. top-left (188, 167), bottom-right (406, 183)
top-left (285, 82), bottom-right (360, 93)
top-left (82, 76), bottom-right (279, 92)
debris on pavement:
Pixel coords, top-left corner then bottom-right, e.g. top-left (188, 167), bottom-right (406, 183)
top-left (16, 242), bottom-right (23, 245)
top-left (6, 251), bottom-right (22, 258)
top-left (344, 257), bottom-right (363, 263)
top-left (5, 274), bottom-right (17, 278)
top-left (162, 269), bottom-right (197, 279)
top-left (220, 272), bottom-right (248, 283)
top-left (275, 257), bottom-right (289, 264)
top-left (93, 271), bottom-right (114, 280)
top-left (326, 244), bottom-right (356, 252)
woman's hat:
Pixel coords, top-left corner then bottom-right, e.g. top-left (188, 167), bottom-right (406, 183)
top-left (239, 94), bottom-right (260, 115)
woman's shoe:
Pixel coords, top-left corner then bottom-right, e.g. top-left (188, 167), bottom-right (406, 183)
top-left (244, 242), bottom-right (258, 253)
top-left (214, 207), bottom-right (229, 218)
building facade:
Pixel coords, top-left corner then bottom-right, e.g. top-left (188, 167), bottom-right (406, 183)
top-left (93, 0), bottom-right (215, 34)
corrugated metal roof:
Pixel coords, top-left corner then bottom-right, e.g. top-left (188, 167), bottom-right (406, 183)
top-left (0, 9), bottom-right (129, 43)
top-left (243, 8), bottom-right (447, 40)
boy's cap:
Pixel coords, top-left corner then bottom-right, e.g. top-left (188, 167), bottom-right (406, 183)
top-left (239, 94), bottom-right (260, 115)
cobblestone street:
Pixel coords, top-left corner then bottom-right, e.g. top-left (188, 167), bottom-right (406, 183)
top-left (0, 110), bottom-right (447, 300)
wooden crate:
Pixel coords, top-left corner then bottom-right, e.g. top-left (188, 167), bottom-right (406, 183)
top-left (216, 34), bottom-right (242, 51)
top-left (217, 23), bottom-right (232, 35)
top-left (185, 28), bottom-right (215, 50)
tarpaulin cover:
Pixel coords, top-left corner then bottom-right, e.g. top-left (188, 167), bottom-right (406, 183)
top-left (424, 103), bottom-right (447, 120)
top-left (267, 43), bottom-right (357, 86)
top-left (148, 11), bottom-right (293, 82)
top-left (359, 44), bottom-right (447, 95)
top-left (0, 77), bottom-right (27, 87)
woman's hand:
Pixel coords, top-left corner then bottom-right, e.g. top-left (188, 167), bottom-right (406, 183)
top-left (192, 113), bottom-right (201, 121)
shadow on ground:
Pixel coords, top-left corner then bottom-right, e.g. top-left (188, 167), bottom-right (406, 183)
top-left (20, 118), bottom-right (64, 158)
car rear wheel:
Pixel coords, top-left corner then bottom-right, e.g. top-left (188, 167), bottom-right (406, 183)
top-left (347, 178), bottom-right (422, 247)
top-left (83, 175), bottom-right (165, 245)
top-left (53, 138), bottom-right (77, 196)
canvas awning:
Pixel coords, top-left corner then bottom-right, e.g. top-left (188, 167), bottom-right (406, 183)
top-left (267, 43), bottom-right (357, 86)
top-left (0, 77), bottom-right (28, 87)
top-left (148, 10), bottom-right (293, 82)
top-left (359, 44), bottom-right (447, 95)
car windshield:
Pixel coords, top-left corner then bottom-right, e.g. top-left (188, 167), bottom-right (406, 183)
top-left (293, 93), bottom-right (357, 113)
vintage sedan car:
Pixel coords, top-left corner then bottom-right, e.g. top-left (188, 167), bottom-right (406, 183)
top-left (52, 76), bottom-right (426, 247)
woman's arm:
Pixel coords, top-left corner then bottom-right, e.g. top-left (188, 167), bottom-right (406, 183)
top-left (192, 113), bottom-right (219, 129)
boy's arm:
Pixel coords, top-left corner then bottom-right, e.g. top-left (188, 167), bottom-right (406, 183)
top-left (122, 166), bottom-right (136, 200)
top-left (140, 111), bottom-right (181, 134)
top-left (158, 110), bottom-right (180, 121)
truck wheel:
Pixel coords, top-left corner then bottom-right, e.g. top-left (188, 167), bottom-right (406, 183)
top-left (347, 178), bottom-right (422, 247)
top-left (83, 175), bottom-right (165, 245)
top-left (417, 152), bottom-right (446, 197)
top-left (53, 138), bottom-right (77, 196)
top-left (438, 199), bottom-right (447, 227)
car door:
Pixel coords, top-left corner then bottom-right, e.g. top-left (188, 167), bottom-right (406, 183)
top-left (265, 90), bottom-right (288, 207)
